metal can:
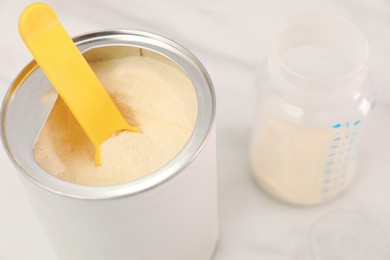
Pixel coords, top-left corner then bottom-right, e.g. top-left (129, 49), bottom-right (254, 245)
top-left (1, 30), bottom-right (218, 260)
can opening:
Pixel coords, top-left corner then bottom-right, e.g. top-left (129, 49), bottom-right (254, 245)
top-left (1, 30), bottom-right (215, 199)
top-left (33, 44), bottom-right (199, 186)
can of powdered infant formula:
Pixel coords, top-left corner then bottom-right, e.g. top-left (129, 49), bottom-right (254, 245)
top-left (1, 30), bottom-right (218, 260)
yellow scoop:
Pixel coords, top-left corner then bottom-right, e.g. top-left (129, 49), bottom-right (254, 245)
top-left (18, 3), bottom-right (138, 166)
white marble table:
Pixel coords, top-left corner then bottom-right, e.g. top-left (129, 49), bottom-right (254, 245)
top-left (1, 0), bottom-right (390, 259)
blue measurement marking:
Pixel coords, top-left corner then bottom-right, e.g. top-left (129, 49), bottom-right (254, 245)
top-left (324, 120), bottom-right (363, 201)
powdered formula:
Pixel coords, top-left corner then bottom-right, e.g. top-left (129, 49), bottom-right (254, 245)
top-left (34, 55), bottom-right (198, 186)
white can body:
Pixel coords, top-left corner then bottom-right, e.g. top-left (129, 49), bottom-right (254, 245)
top-left (1, 30), bottom-right (218, 259)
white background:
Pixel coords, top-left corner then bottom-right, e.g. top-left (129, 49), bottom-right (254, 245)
top-left (1, 0), bottom-right (390, 259)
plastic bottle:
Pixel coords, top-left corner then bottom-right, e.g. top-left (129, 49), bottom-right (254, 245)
top-left (249, 13), bottom-right (374, 205)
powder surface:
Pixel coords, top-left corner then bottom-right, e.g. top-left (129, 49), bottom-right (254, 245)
top-left (33, 56), bottom-right (198, 186)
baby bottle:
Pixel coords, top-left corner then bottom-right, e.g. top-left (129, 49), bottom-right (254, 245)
top-left (249, 13), bottom-right (374, 205)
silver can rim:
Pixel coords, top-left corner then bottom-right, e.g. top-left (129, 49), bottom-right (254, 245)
top-left (0, 29), bottom-right (216, 200)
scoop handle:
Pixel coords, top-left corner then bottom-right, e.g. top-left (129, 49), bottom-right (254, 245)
top-left (19, 3), bottom-right (138, 165)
